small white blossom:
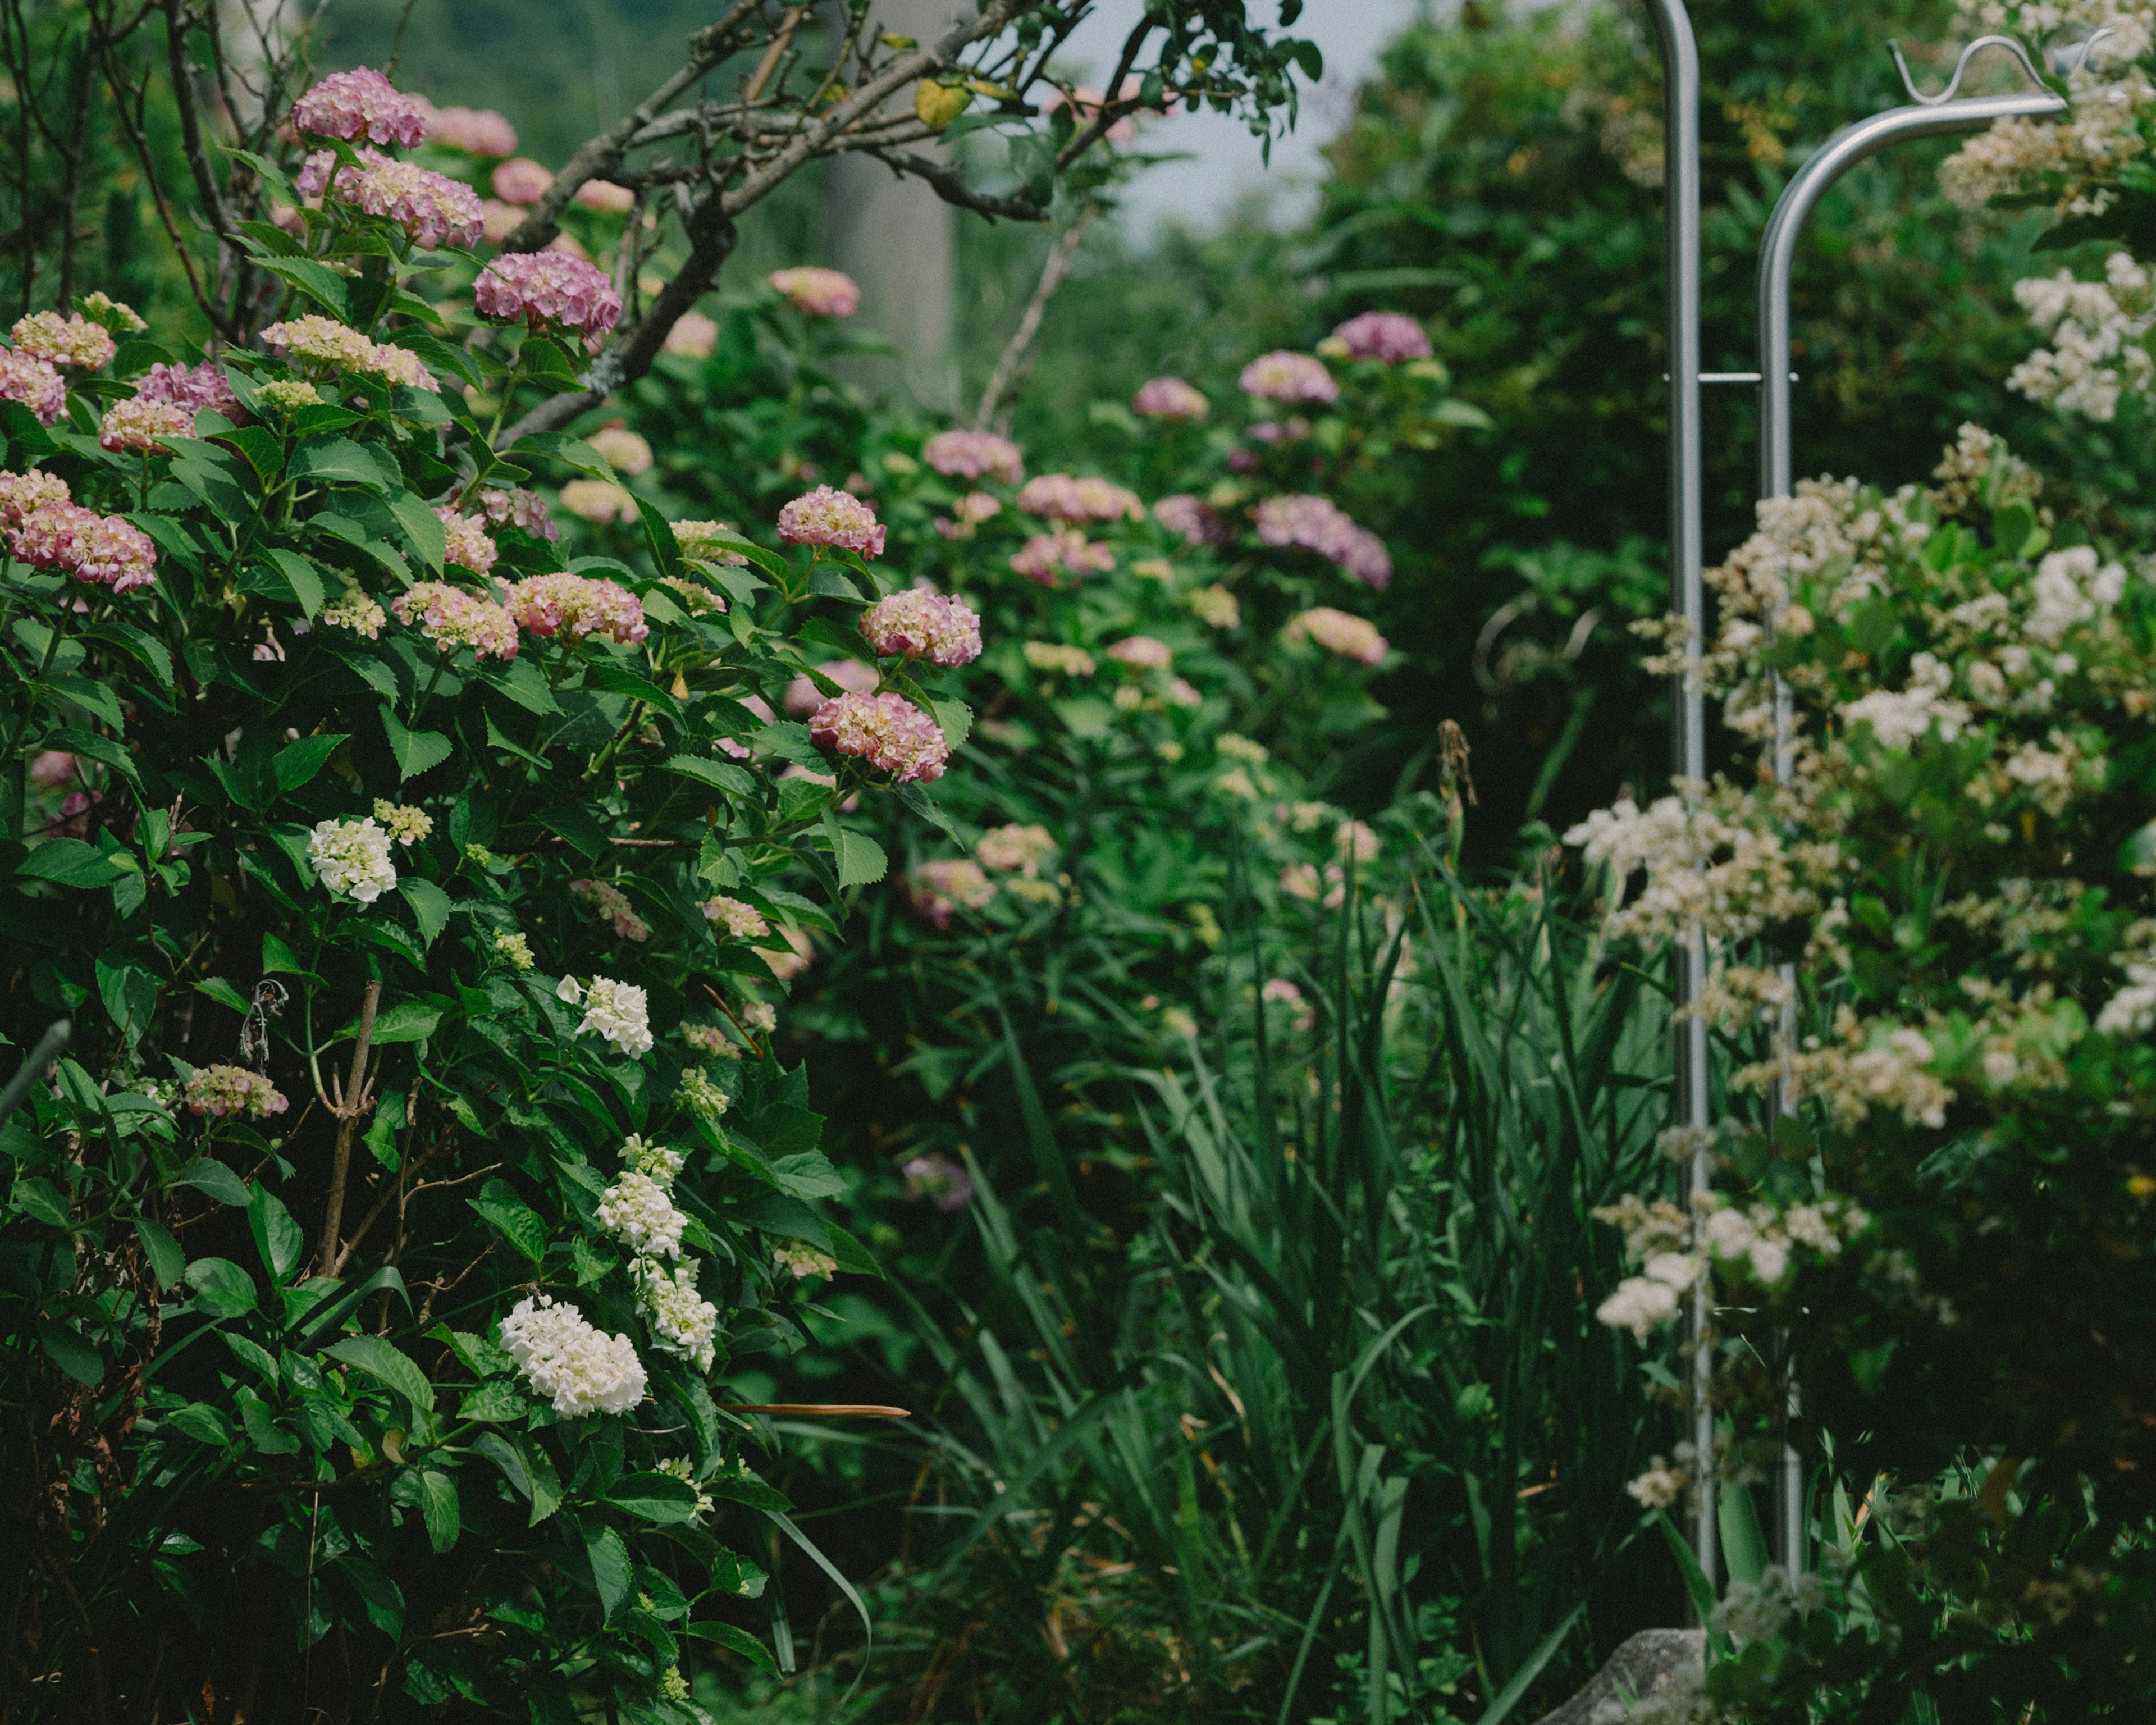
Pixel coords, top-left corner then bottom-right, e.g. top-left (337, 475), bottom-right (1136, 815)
top-left (498, 1293), bottom-right (647, 1417)
top-left (575, 975), bottom-right (653, 1056)
top-left (307, 816), bottom-right (398, 903)
top-left (638, 1260), bottom-right (719, 1372)
top-left (596, 1170), bottom-right (687, 1258)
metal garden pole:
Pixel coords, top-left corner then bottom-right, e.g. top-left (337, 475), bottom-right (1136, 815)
top-left (1638, 0), bottom-right (1716, 1595)
top-left (1752, 35), bottom-right (2066, 1575)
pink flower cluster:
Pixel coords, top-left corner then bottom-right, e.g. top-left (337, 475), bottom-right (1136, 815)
top-left (570, 877), bottom-right (651, 942)
top-left (0, 469), bottom-right (70, 524)
top-left (482, 486), bottom-right (559, 541)
top-left (12, 312), bottom-right (115, 369)
top-left (1332, 311), bottom-right (1431, 363)
top-left (183, 1063), bottom-right (289, 1120)
top-left (474, 252), bottom-right (622, 352)
top-left (768, 267), bottom-right (860, 317)
top-left (934, 491), bottom-right (1003, 539)
top-left (1104, 635), bottom-right (1172, 670)
top-left (136, 360), bottom-right (241, 421)
top-left (504, 572), bottom-right (648, 645)
top-left (9, 501), bottom-right (157, 592)
top-left (1010, 529), bottom-right (1114, 585)
top-left (0, 348), bottom-right (66, 425)
top-left (98, 397), bottom-right (193, 454)
top-left (1240, 350), bottom-right (1339, 405)
top-left (578, 180), bottom-right (636, 213)
top-left (922, 429), bottom-right (1024, 485)
top-left (902, 1151), bottom-right (975, 1212)
top-left (778, 485), bottom-right (885, 557)
top-left (1016, 472), bottom-right (1143, 523)
top-left (391, 581), bottom-right (519, 659)
top-left (1154, 494), bottom-right (1230, 547)
top-left (810, 691), bottom-right (950, 784)
top-left (491, 157), bottom-right (553, 204)
top-left (784, 657), bottom-right (878, 717)
top-left (908, 857), bottom-right (995, 928)
top-left (291, 67), bottom-right (428, 148)
top-left (1254, 495), bottom-right (1392, 589)
top-left (1132, 376), bottom-right (1209, 420)
top-left (297, 148), bottom-right (485, 248)
top-left (422, 100), bottom-right (517, 156)
top-left (262, 315), bottom-right (442, 392)
top-left (858, 587), bottom-right (982, 665)
top-left (435, 506), bottom-right (497, 576)
top-left (1286, 606), bottom-right (1388, 666)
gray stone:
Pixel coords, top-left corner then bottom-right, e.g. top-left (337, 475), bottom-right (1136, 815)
top-left (1529, 1629), bottom-right (1706, 1725)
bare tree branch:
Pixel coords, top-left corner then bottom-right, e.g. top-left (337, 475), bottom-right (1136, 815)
top-left (974, 198), bottom-right (1099, 432)
top-left (866, 146), bottom-right (1049, 224)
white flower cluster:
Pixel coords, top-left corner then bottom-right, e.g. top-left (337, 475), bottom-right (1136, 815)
top-left (638, 1261), bottom-right (719, 1371)
top-left (1592, 1188), bottom-right (1869, 1340)
top-left (308, 816), bottom-right (398, 903)
top-left (1840, 652), bottom-right (1970, 751)
top-left (558, 974), bottom-right (654, 1056)
top-left (620, 1134), bottom-right (684, 1184)
top-left (2008, 253), bottom-right (2155, 421)
top-left (499, 1293), bottom-right (647, 1417)
top-left (596, 1170), bottom-right (687, 1258)
top-left (1707, 1565), bottom-right (1825, 1641)
top-left (1565, 791), bottom-right (1835, 947)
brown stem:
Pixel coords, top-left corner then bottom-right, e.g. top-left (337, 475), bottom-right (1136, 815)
top-left (161, 0), bottom-right (234, 250)
top-left (974, 199), bottom-right (1099, 433)
top-left (741, 4), bottom-right (807, 103)
top-left (313, 980), bottom-right (381, 1277)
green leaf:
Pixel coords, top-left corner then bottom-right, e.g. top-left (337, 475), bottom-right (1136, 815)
top-left (10, 1175), bottom-right (71, 1229)
top-left (179, 1157), bottom-right (253, 1207)
top-left (682, 1621), bottom-right (779, 1676)
top-left (511, 431), bottom-right (616, 480)
top-left (380, 706), bottom-right (453, 783)
top-left (182, 1256), bottom-right (258, 1317)
top-left (387, 492), bottom-right (446, 572)
top-left (637, 495), bottom-right (687, 582)
top-left (87, 621), bottom-right (173, 690)
top-left (248, 1184), bottom-right (304, 1280)
top-left (273, 732), bottom-right (348, 793)
top-left (166, 1402), bottom-right (231, 1446)
top-left (897, 782), bottom-right (962, 839)
top-left (416, 1469), bottom-right (462, 1552)
top-left (327, 1334), bottom-right (437, 1417)
top-left (467, 1179), bottom-right (546, 1263)
top-left (19, 839), bottom-right (127, 888)
top-left (39, 1318), bottom-right (103, 1386)
top-left (289, 437), bottom-right (390, 490)
top-left (399, 878), bottom-right (453, 950)
top-left (1656, 1510), bottom-right (1720, 1623)
top-left (94, 957), bottom-right (158, 1047)
top-left (605, 1472), bottom-right (702, 1523)
top-left (260, 549), bottom-right (326, 619)
top-left (1719, 1481), bottom-right (1770, 1586)
top-left (240, 1397), bottom-right (302, 1454)
top-left (834, 827), bottom-right (887, 889)
top-left (930, 699), bottom-right (972, 750)
top-left (254, 255), bottom-right (350, 317)
top-left (134, 1217), bottom-right (185, 1286)
top-left (659, 754), bottom-right (757, 798)
top-left (459, 1379), bottom-right (530, 1422)
top-left (581, 1517), bottom-right (633, 1621)
top-left (768, 1152), bottom-right (847, 1201)
top-left (706, 1468), bottom-right (792, 1513)
top-left (360, 1000), bottom-right (441, 1046)
top-left (483, 711), bottom-right (550, 770)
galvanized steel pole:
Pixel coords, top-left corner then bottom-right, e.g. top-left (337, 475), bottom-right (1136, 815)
top-left (1639, 0), bottom-right (1716, 1596)
top-left (1753, 58), bottom-right (2064, 1575)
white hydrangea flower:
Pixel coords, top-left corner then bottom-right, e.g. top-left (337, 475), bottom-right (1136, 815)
top-left (638, 1259), bottom-right (718, 1372)
top-left (307, 816), bottom-right (398, 903)
top-left (497, 1293), bottom-right (647, 1417)
top-left (679, 1067), bottom-right (730, 1119)
top-left (596, 1170), bottom-right (687, 1258)
top-left (575, 975), bottom-right (653, 1056)
top-left (620, 1134), bottom-right (684, 1188)
top-left (1595, 1275), bottom-right (1680, 1339)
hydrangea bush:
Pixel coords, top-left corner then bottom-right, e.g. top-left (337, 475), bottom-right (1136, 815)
top-left (0, 62), bottom-right (1012, 1723)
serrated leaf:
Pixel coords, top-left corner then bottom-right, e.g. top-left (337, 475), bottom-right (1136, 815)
top-left (834, 828), bottom-right (886, 888)
top-left (179, 1157), bottom-right (253, 1207)
top-left (380, 706), bottom-right (453, 783)
top-left (897, 782), bottom-right (963, 839)
top-left (248, 1184), bottom-right (304, 1280)
top-left (416, 1469), bottom-right (461, 1552)
top-left (930, 699), bottom-right (972, 750)
top-left (512, 431), bottom-right (615, 480)
top-left (400, 878), bottom-right (453, 949)
top-left (581, 1518), bottom-right (633, 1621)
top-left (11, 1176), bottom-right (71, 1228)
top-left (659, 755), bottom-right (757, 798)
top-left (459, 1379), bottom-right (529, 1422)
top-left (273, 731), bottom-right (348, 793)
top-left (254, 255), bottom-right (350, 317)
top-left (260, 548), bottom-right (326, 619)
top-left (182, 1255), bottom-right (258, 1317)
top-left (134, 1217), bottom-right (185, 1286)
top-left (468, 1179), bottom-right (547, 1263)
top-left (327, 1334), bottom-right (436, 1417)
top-left (605, 1472), bottom-right (701, 1523)
top-left (290, 437), bottom-right (389, 490)
top-left (38, 1319), bottom-right (102, 1386)
top-left (387, 492), bottom-right (446, 572)
top-left (682, 1620), bottom-right (780, 1674)
top-left (358, 1000), bottom-right (441, 1045)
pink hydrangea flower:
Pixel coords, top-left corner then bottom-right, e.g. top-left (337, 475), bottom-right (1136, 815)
top-left (435, 506), bottom-right (497, 576)
top-left (784, 656), bottom-right (879, 717)
top-left (28, 749), bottom-right (78, 787)
top-left (0, 469), bottom-right (70, 526)
top-left (922, 429), bottom-right (1024, 485)
top-left (1104, 635), bottom-right (1172, 670)
top-left (391, 581), bottom-right (519, 659)
top-left (663, 311), bottom-right (718, 359)
top-left (481, 487), bottom-right (559, 541)
top-left (902, 1151), bottom-right (975, 1212)
top-left (183, 1063), bottom-right (289, 1120)
top-left (1016, 472), bottom-right (1143, 523)
top-left (1334, 526), bottom-right (1392, 589)
top-left (577, 179), bottom-right (636, 213)
top-left (481, 199), bottom-right (524, 244)
top-left (491, 157), bottom-right (554, 204)
top-left (291, 67), bottom-right (428, 148)
top-left (0, 348), bottom-right (67, 425)
top-left (1239, 350), bottom-right (1339, 405)
top-left (503, 572), bottom-right (648, 645)
top-left (1331, 311), bottom-right (1432, 363)
top-left (1154, 494), bottom-right (1230, 547)
top-left (99, 396), bottom-right (193, 454)
top-left (768, 267), bottom-right (859, 317)
top-left (717, 691), bottom-right (776, 759)
top-left (859, 587), bottom-right (982, 665)
top-left (319, 148), bottom-right (486, 248)
top-left (10, 501), bottom-right (157, 592)
top-left (1286, 606), bottom-right (1388, 665)
top-left (1249, 417), bottom-right (1310, 445)
top-left (908, 858), bottom-right (994, 928)
top-left (934, 491), bottom-right (1003, 539)
top-left (11, 312), bottom-right (115, 370)
top-left (810, 691), bottom-right (950, 783)
top-left (473, 251), bottom-right (622, 352)
top-left (1132, 376), bottom-right (1209, 420)
top-left (135, 360), bottom-right (242, 421)
top-left (426, 104), bottom-right (517, 156)
top-left (1166, 677), bottom-right (1202, 708)
top-left (569, 877), bottom-right (651, 942)
top-left (1010, 530), bottom-right (1113, 585)
top-left (777, 485), bottom-right (885, 557)
top-left (1252, 494), bottom-right (1391, 587)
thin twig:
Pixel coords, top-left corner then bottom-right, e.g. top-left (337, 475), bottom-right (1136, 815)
top-left (975, 199), bottom-right (1100, 432)
top-left (313, 980), bottom-right (382, 1277)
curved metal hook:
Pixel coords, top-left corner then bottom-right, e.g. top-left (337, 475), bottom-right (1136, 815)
top-left (1888, 33), bottom-right (2050, 105)
top-left (2055, 26), bottom-right (2122, 75)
